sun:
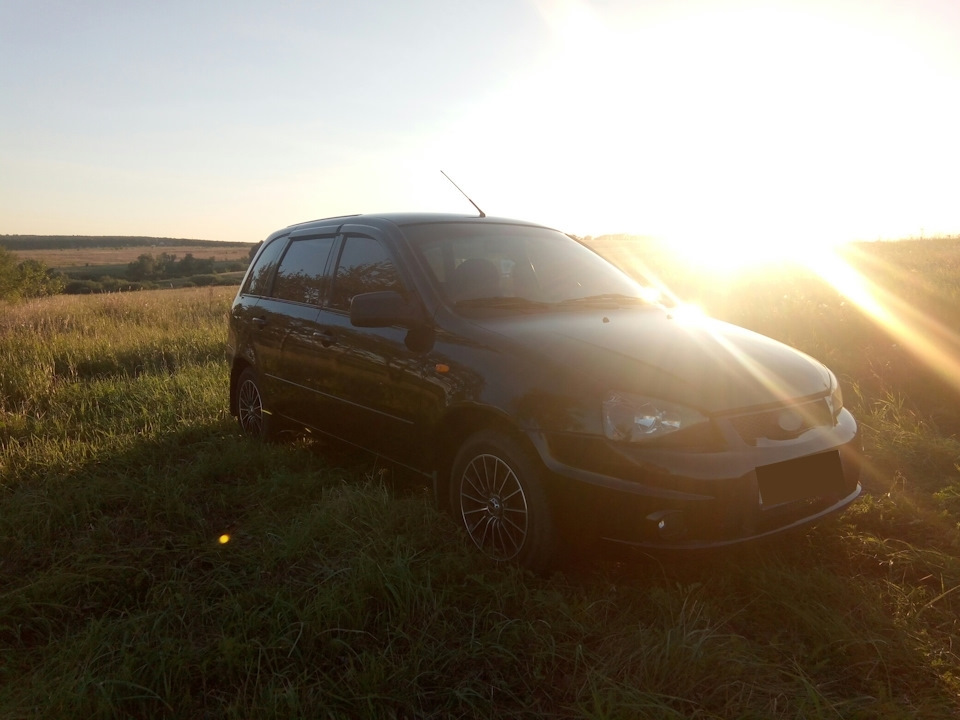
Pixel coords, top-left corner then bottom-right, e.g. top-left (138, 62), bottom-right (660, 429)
top-left (501, 0), bottom-right (955, 260)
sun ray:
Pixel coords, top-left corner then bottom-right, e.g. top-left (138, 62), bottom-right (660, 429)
top-left (806, 248), bottom-right (960, 398)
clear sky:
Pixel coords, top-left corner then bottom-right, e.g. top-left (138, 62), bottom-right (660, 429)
top-left (2, 0), bottom-right (959, 255)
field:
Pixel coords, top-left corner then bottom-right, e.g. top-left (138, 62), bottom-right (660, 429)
top-left (12, 244), bottom-right (254, 269)
top-left (1, 241), bottom-right (959, 718)
top-left (2, 236), bottom-right (255, 290)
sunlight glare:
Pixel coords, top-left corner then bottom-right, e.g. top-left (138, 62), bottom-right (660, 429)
top-left (448, 1), bottom-right (960, 253)
top-left (807, 249), bottom-right (960, 397)
top-left (667, 303), bottom-right (706, 322)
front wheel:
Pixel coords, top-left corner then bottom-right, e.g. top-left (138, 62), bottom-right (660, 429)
top-left (450, 429), bottom-right (558, 572)
top-left (234, 367), bottom-right (276, 440)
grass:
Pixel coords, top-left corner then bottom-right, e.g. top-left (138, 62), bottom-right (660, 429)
top-left (1, 247), bottom-right (959, 717)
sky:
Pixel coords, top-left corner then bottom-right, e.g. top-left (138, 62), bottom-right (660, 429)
top-left (2, 0), bottom-right (959, 258)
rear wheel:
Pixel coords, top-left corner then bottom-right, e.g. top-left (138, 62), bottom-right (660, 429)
top-left (450, 429), bottom-right (558, 572)
top-left (235, 367), bottom-right (276, 440)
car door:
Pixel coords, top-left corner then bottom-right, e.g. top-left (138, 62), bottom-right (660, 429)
top-left (309, 232), bottom-right (433, 468)
top-left (241, 234), bottom-right (335, 424)
top-left (232, 235), bottom-right (290, 404)
top-left (266, 234), bottom-right (337, 423)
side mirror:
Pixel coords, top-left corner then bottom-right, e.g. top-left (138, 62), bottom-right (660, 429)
top-left (349, 291), bottom-right (423, 328)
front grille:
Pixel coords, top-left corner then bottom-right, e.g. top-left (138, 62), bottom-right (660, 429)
top-left (730, 398), bottom-right (834, 444)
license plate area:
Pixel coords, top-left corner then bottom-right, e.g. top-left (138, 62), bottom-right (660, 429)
top-left (757, 450), bottom-right (844, 507)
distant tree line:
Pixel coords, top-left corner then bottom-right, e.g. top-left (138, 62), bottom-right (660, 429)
top-left (126, 252), bottom-right (217, 281)
top-left (0, 247), bottom-right (64, 301)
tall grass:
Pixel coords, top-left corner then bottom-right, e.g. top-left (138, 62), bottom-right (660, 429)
top-left (0, 288), bottom-right (230, 419)
top-left (1, 266), bottom-right (959, 717)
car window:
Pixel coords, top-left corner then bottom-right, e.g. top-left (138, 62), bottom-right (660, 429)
top-left (405, 222), bottom-right (646, 304)
top-left (271, 236), bottom-right (335, 305)
top-left (328, 236), bottom-right (404, 311)
top-left (242, 237), bottom-right (287, 297)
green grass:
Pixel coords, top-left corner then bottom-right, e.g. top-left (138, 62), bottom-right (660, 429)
top-left (1, 255), bottom-right (959, 717)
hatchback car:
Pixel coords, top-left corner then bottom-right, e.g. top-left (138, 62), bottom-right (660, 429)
top-left (227, 213), bottom-right (861, 570)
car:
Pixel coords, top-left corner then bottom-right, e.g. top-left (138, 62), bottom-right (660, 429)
top-left (227, 212), bottom-right (861, 570)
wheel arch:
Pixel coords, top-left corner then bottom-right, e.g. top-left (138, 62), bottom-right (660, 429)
top-left (229, 358), bottom-right (253, 417)
top-left (432, 405), bottom-right (541, 513)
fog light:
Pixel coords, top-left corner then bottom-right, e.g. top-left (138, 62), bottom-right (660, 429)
top-left (647, 510), bottom-right (686, 541)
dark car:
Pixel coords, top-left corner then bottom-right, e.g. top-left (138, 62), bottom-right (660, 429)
top-left (227, 213), bottom-right (861, 570)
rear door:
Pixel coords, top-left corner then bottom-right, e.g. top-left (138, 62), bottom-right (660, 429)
top-left (231, 236), bottom-right (289, 403)
top-left (266, 234), bottom-right (337, 423)
top-left (236, 232), bottom-right (337, 425)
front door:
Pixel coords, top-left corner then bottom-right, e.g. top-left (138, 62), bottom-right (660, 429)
top-left (310, 233), bottom-right (434, 470)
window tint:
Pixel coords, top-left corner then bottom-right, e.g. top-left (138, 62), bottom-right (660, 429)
top-left (243, 237), bottom-right (287, 296)
top-left (272, 237), bottom-right (335, 305)
top-left (329, 236), bottom-right (404, 311)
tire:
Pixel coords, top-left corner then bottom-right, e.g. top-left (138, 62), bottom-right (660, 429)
top-left (235, 367), bottom-right (276, 440)
top-left (450, 429), bottom-right (558, 572)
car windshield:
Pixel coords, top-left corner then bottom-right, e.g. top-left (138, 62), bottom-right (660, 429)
top-left (404, 222), bottom-right (659, 310)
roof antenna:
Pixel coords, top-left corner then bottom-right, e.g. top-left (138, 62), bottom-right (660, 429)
top-left (441, 170), bottom-right (485, 218)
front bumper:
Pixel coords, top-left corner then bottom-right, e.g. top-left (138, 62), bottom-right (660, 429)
top-left (530, 408), bottom-right (862, 550)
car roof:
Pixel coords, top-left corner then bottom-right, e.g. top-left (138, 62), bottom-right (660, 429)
top-left (279, 212), bottom-right (555, 235)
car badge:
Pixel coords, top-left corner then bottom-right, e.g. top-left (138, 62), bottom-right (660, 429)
top-left (777, 409), bottom-right (804, 433)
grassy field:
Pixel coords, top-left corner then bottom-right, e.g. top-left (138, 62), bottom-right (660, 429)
top-left (11, 244), bottom-right (254, 269)
top-left (1, 243), bottom-right (959, 718)
top-left (4, 240), bottom-right (253, 289)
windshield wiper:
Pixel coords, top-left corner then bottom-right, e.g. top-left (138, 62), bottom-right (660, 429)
top-left (558, 293), bottom-right (651, 307)
top-left (455, 296), bottom-right (552, 311)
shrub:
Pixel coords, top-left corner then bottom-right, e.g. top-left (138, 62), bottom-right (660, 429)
top-left (63, 279), bottom-right (102, 295)
top-left (0, 247), bottom-right (64, 301)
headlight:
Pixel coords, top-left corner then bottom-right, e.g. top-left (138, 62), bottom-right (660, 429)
top-left (827, 375), bottom-right (843, 417)
top-left (602, 392), bottom-right (708, 442)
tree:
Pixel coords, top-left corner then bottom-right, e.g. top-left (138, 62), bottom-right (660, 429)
top-left (178, 253), bottom-right (198, 276)
top-left (0, 247), bottom-right (64, 301)
top-left (16, 259), bottom-right (65, 298)
top-left (0, 246), bottom-right (17, 299)
top-left (127, 253), bottom-right (157, 281)
top-left (156, 252), bottom-right (178, 278)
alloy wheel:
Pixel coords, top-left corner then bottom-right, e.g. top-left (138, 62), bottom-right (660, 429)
top-left (237, 378), bottom-right (264, 437)
top-left (458, 453), bottom-right (529, 561)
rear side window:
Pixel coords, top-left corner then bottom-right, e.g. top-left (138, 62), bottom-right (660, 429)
top-left (329, 236), bottom-right (404, 311)
top-left (272, 237), bottom-right (335, 305)
top-left (242, 237), bottom-right (287, 296)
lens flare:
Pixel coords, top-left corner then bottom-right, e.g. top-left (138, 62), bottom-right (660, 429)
top-left (218, 534), bottom-right (230, 545)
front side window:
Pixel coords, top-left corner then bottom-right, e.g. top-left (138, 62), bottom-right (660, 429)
top-left (272, 237), bottom-right (335, 305)
top-left (329, 236), bottom-right (404, 311)
top-left (243, 237), bottom-right (287, 296)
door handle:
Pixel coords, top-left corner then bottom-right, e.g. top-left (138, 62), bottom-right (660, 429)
top-left (313, 330), bottom-right (336, 347)
top-left (252, 317), bottom-right (267, 328)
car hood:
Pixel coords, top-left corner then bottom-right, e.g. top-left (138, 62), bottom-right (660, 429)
top-left (473, 307), bottom-right (832, 413)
